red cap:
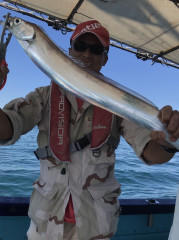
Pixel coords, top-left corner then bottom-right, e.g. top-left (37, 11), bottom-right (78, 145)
top-left (71, 20), bottom-right (110, 47)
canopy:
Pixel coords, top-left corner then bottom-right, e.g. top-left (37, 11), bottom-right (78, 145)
top-left (1, 0), bottom-right (179, 67)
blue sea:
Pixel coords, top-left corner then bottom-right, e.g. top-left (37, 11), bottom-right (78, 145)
top-left (0, 127), bottom-right (179, 199)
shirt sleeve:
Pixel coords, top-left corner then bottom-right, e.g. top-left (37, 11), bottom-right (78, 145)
top-left (120, 118), bottom-right (152, 164)
top-left (0, 87), bottom-right (47, 145)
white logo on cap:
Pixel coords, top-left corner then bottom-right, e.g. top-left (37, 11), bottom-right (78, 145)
top-left (81, 22), bottom-right (101, 34)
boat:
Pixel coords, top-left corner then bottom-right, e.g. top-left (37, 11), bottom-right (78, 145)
top-left (0, 196), bottom-right (175, 240)
top-left (0, 0), bottom-right (178, 239)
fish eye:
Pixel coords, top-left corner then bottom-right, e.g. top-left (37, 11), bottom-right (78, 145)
top-left (14, 18), bottom-right (21, 25)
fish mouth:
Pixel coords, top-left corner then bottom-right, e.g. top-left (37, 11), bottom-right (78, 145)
top-left (0, 16), bottom-right (36, 41)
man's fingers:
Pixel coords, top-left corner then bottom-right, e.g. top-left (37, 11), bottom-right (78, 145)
top-left (157, 107), bottom-right (179, 143)
top-left (0, 66), bottom-right (9, 75)
top-left (0, 66), bottom-right (9, 82)
top-left (159, 105), bottom-right (173, 123)
top-left (150, 130), bottom-right (165, 141)
top-left (166, 110), bottom-right (179, 142)
top-left (169, 119), bottom-right (179, 142)
top-left (167, 110), bottom-right (179, 132)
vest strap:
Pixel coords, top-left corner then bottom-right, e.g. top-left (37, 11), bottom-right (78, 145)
top-left (70, 133), bottom-right (92, 152)
top-left (34, 146), bottom-right (53, 160)
top-left (34, 132), bottom-right (120, 160)
top-left (34, 133), bottom-right (92, 159)
top-left (107, 135), bottom-right (120, 150)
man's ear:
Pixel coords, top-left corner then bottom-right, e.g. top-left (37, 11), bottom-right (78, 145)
top-left (102, 53), bottom-right (108, 66)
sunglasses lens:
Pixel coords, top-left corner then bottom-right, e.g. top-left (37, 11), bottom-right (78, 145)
top-left (90, 45), bottom-right (105, 55)
top-left (73, 42), bottom-right (87, 52)
top-left (73, 41), bottom-right (105, 55)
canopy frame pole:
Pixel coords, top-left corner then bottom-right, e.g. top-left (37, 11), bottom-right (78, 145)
top-left (67, 0), bottom-right (85, 23)
top-left (152, 45), bottom-right (179, 63)
top-left (0, 1), bottom-right (178, 69)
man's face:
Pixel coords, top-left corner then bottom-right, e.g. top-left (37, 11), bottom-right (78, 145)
top-left (69, 33), bottom-right (108, 73)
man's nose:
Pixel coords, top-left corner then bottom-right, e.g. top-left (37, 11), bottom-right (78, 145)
top-left (82, 47), bottom-right (91, 56)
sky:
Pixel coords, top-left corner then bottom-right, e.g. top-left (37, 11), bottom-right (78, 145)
top-left (0, 6), bottom-right (178, 110)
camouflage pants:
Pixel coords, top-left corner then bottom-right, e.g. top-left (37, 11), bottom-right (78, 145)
top-left (27, 221), bottom-right (78, 240)
top-left (27, 220), bottom-right (111, 240)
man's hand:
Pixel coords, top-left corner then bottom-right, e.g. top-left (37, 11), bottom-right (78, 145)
top-left (143, 105), bottom-right (179, 164)
top-left (150, 105), bottom-right (179, 144)
top-left (0, 65), bottom-right (9, 87)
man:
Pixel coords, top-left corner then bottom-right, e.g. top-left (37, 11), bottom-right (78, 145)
top-left (0, 20), bottom-right (179, 240)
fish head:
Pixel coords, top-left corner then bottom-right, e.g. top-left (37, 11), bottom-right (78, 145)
top-left (0, 16), bottom-right (35, 41)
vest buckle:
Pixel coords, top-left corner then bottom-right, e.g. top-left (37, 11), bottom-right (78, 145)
top-left (92, 148), bottom-right (101, 157)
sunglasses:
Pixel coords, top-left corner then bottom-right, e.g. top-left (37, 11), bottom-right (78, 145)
top-left (72, 41), bottom-right (107, 55)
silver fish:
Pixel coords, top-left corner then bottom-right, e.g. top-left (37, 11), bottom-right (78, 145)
top-left (1, 16), bottom-right (179, 150)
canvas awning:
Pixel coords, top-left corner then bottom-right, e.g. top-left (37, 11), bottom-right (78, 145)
top-left (1, 0), bottom-right (179, 67)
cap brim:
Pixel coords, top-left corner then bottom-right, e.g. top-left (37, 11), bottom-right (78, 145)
top-left (71, 31), bottom-right (107, 47)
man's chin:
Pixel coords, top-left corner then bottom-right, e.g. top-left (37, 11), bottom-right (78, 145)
top-left (77, 60), bottom-right (98, 72)
top-left (82, 64), bottom-right (95, 72)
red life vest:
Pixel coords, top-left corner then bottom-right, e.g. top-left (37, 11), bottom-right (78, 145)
top-left (50, 81), bottom-right (113, 162)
